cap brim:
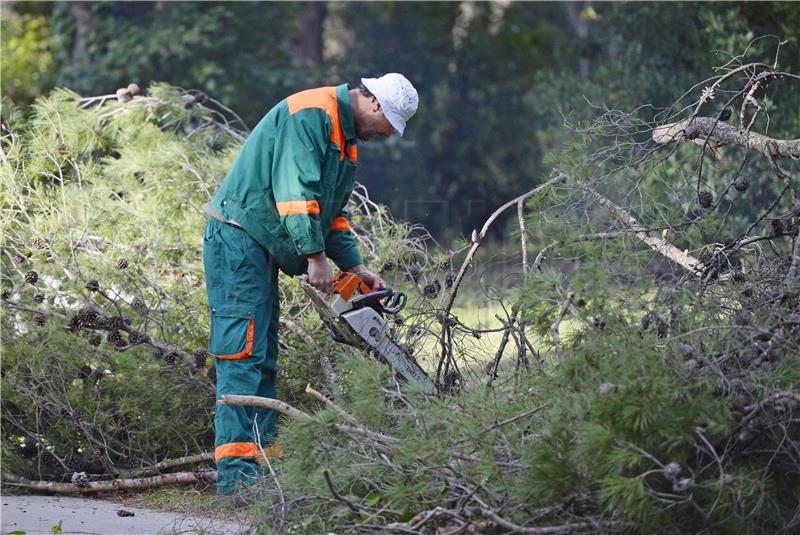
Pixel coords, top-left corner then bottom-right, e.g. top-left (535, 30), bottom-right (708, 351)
top-left (383, 109), bottom-right (405, 137)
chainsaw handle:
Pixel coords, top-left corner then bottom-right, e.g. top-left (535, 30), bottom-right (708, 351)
top-left (349, 289), bottom-right (407, 315)
top-left (381, 291), bottom-right (406, 314)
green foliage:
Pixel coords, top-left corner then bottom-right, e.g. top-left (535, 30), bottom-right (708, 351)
top-left (1, 10), bottom-right (59, 105)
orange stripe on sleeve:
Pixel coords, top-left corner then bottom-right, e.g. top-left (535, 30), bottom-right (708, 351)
top-left (346, 144), bottom-right (358, 162)
top-left (275, 200), bottom-right (320, 216)
top-left (331, 216), bottom-right (351, 231)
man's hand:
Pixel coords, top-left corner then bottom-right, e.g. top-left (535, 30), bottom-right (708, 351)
top-left (307, 252), bottom-right (334, 293)
top-left (346, 264), bottom-right (386, 291)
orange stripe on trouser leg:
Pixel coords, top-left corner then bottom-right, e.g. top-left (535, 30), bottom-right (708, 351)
top-left (275, 200), bottom-right (320, 215)
top-left (215, 441), bottom-right (260, 460)
top-left (331, 216), bottom-right (351, 231)
top-left (211, 319), bottom-right (254, 360)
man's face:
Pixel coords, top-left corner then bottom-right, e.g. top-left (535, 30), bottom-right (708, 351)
top-left (356, 97), bottom-right (395, 141)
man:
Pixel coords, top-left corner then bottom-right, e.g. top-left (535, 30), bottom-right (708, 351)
top-left (202, 73), bottom-right (419, 495)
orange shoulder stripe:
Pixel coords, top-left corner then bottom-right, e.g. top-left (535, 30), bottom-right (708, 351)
top-left (287, 87), bottom-right (345, 160)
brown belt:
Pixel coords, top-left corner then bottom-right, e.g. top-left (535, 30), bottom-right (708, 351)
top-left (203, 203), bottom-right (243, 230)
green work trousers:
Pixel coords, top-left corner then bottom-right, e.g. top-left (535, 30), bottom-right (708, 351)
top-left (203, 218), bottom-right (280, 494)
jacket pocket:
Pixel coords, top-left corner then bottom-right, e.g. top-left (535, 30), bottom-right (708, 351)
top-left (209, 304), bottom-right (255, 360)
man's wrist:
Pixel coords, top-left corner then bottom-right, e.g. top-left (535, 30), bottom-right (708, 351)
top-left (306, 251), bottom-right (326, 260)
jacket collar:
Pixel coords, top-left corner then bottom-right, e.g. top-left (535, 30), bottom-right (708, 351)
top-left (336, 84), bottom-right (357, 144)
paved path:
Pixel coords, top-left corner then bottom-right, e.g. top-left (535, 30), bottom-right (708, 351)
top-left (1, 495), bottom-right (248, 535)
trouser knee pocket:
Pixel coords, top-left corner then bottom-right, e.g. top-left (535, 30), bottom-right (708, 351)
top-left (209, 304), bottom-right (261, 360)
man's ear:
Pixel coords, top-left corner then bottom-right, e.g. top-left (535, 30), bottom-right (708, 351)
top-left (371, 97), bottom-right (382, 113)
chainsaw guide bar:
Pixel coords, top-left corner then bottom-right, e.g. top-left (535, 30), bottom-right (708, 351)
top-left (300, 274), bottom-right (438, 394)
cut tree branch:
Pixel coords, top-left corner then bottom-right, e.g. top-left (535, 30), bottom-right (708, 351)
top-left (2, 470), bottom-right (216, 494)
top-left (653, 117), bottom-right (800, 159)
top-left (582, 187), bottom-right (705, 275)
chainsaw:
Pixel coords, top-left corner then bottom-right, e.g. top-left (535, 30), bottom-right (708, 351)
top-left (301, 271), bottom-right (438, 394)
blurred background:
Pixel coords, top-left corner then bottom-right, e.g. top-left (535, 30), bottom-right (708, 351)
top-left (3, 1), bottom-right (799, 243)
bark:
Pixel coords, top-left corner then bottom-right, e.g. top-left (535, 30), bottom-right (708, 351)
top-left (653, 117), bottom-right (800, 159)
top-left (582, 187), bottom-right (705, 275)
top-left (113, 452), bottom-right (214, 479)
top-left (68, 2), bottom-right (95, 64)
top-left (2, 471), bottom-right (216, 494)
top-left (219, 394), bottom-right (399, 445)
top-left (290, 3), bottom-right (327, 61)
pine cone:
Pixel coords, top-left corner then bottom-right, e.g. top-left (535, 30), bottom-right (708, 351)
top-left (445, 270), bottom-right (456, 289)
top-left (152, 347), bottom-right (164, 359)
top-left (698, 191), bottom-right (713, 208)
top-left (25, 271), bottom-right (39, 285)
top-left (423, 280), bottom-right (441, 298)
top-left (771, 219), bottom-right (784, 235)
top-left (126, 83), bottom-right (140, 96)
top-left (733, 175), bottom-right (749, 192)
top-left (731, 270), bottom-right (746, 283)
top-left (117, 258), bottom-right (129, 270)
top-left (107, 331), bottom-right (126, 348)
top-left (71, 471), bottom-right (90, 488)
top-left (193, 349), bottom-right (208, 368)
top-left (85, 280), bottom-right (99, 292)
top-left (131, 297), bottom-right (146, 311)
top-left (381, 260), bottom-right (395, 272)
top-left (407, 267), bottom-right (421, 283)
top-left (108, 316), bottom-right (126, 330)
top-left (13, 254), bottom-right (25, 264)
top-left (88, 333), bottom-right (102, 347)
top-left (33, 293), bottom-right (45, 303)
top-left (1, 290), bottom-right (9, 300)
top-left (82, 309), bottom-right (99, 326)
top-left (194, 90), bottom-right (207, 104)
top-left (128, 330), bottom-right (146, 345)
top-left (34, 314), bottom-right (46, 326)
top-left (166, 351), bottom-right (179, 364)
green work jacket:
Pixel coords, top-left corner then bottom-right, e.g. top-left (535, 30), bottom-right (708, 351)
top-left (209, 84), bottom-right (363, 276)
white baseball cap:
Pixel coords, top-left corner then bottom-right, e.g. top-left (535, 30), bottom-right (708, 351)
top-left (361, 73), bottom-right (419, 136)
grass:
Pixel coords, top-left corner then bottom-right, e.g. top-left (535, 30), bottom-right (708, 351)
top-left (103, 486), bottom-right (257, 525)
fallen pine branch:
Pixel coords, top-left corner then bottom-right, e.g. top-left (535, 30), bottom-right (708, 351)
top-left (219, 394), bottom-right (399, 445)
top-left (652, 116), bottom-right (800, 159)
top-left (582, 187), bottom-right (707, 276)
top-left (2, 470), bottom-right (216, 494)
top-left (113, 452), bottom-right (214, 479)
top-left (305, 384), bottom-right (360, 427)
